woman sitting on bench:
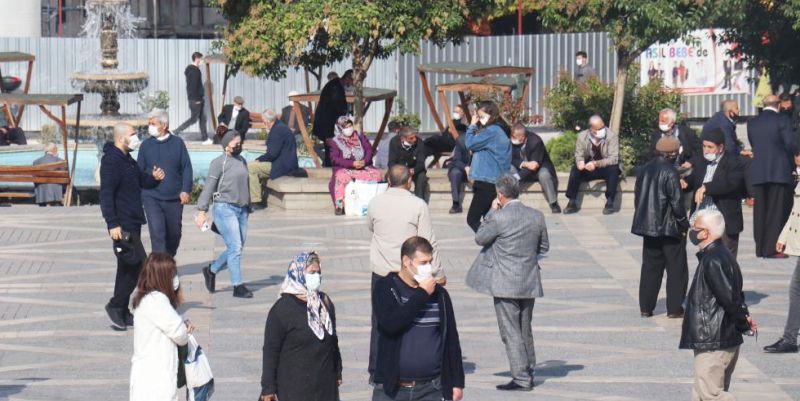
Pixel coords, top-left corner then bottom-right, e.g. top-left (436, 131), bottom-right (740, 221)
top-left (327, 115), bottom-right (382, 216)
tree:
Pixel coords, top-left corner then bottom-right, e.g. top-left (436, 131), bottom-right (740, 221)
top-left (536, 1), bottom-right (710, 134)
top-left (215, 0), bottom-right (491, 131)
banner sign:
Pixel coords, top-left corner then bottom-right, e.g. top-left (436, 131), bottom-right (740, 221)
top-left (640, 29), bottom-right (748, 95)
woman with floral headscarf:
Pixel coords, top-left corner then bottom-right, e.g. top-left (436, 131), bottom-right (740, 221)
top-left (260, 252), bottom-right (342, 401)
top-left (327, 115), bottom-right (383, 215)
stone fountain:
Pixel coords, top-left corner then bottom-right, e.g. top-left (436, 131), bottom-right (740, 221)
top-left (69, 0), bottom-right (149, 127)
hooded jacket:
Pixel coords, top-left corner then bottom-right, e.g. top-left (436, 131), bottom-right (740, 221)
top-left (100, 142), bottom-right (159, 232)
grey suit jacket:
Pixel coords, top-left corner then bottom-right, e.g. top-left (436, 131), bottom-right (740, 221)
top-left (466, 201), bottom-right (549, 299)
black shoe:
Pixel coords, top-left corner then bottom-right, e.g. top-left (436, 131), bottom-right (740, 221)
top-left (233, 284), bottom-right (253, 298)
top-left (764, 339), bottom-right (799, 353)
top-left (667, 310), bottom-right (685, 319)
top-left (640, 311), bottom-right (653, 318)
top-left (250, 202), bottom-right (266, 211)
top-left (563, 201), bottom-right (579, 214)
top-left (125, 311), bottom-right (134, 327)
top-left (496, 380), bottom-right (533, 391)
top-left (105, 303), bottom-right (127, 331)
top-left (449, 204), bottom-right (462, 214)
top-left (334, 207), bottom-right (345, 216)
top-left (549, 203), bottom-right (562, 214)
top-left (602, 200), bottom-right (616, 215)
top-left (202, 265), bottom-right (216, 294)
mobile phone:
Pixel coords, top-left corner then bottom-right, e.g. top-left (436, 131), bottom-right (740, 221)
top-left (121, 231), bottom-right (131, 242)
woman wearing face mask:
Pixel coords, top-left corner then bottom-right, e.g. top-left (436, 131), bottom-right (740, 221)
top-left (260, 252), bottom-right (342, 401)
top-left (465, 101), bottom-right (512, 232)
top-left (196, 130), bottom-right (254, 298)
top-left (130, 253), bottom-right (195, 401)
top-left (327, 115), bottom-right (382, 215)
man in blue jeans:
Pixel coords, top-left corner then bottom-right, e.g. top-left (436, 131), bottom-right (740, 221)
top-left (138, 109), bottom-right (193, 257)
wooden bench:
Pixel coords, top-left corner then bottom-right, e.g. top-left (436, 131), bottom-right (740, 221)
top-left (0, 161), bottom-right (70, 200)
top-left (249, 112), bottom-right (266, 130)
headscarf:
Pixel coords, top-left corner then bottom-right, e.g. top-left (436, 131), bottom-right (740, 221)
top-left (279, 251), bottom-right (333, 340)
top-left (332, 115), bottom-right (365, 161)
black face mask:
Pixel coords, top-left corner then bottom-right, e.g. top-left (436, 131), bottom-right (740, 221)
top-left (729, 112), bottom-right (740, 123)
top-left (231, 144), bottom-right (243, 156)
top-left (688, 229), bottom-right (703, 246)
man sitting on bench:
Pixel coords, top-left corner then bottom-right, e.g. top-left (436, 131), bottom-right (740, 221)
top-left (33, 143), bottom-right (64, 206)
top-left (564, 115), bottom-right (621, 215)
top-left (510, 123), bottom-right (561, 214)
top-left (248, 109), bottom-right (304, 210)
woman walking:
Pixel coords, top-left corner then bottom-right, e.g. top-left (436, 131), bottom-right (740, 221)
top-left (328, 115), bottom-right (382, 215)
top-left (130, 253), bottom-right (194, 401)
top-left (465, 101), bottom-right (512, 232)
top-left (260, 251), bottom-right (342, 401)
top-left (197, 130), bottom-right (254, 298)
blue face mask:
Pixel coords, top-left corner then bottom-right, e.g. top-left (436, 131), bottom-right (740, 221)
top-left (305, 273), bottom-right (321, 291)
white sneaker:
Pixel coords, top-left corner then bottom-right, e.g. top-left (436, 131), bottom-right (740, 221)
top-left (202, 139), bottom-right (213, 145)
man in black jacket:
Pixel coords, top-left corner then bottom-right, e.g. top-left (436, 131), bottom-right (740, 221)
top-left (632, 136), bottom-right (689, 318)
top-left (649, 108), bottom-right (701, 176)
top-left (446, 133), bottom-right (470, 214)
top-left (680, 209), bottom-right (755, 401)
top-left (701, 100), bottom-right (740, 156)
top-left (685, 129), bottom-right (746, 258)
top-left (748, 94), bottom-right (797, 258)
top-left (217, 96), bottom-right (250, 142)
top-left (313, 70), bottom-right (352, 166)
top-left (100, 123), bottom-right (164, 330)
top-left (175, 52), bottom-right (210, 143)
top-left (510, 123), bottom-right (561, 213)
top-left (372, 236), bottom-right (464, 401)
top-left (281, 90), bottom-right (311, 134)
top-left (389, 127), bottom-right (428, 201)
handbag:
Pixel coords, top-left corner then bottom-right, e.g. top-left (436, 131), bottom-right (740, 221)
top-left (344, 180), bottom-right (388, 216)
top-left (184, 334), bottom-right (215, 401)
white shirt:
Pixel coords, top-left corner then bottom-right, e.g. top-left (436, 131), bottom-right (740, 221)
top-left (230, 107), bottom-right (241, 126)
top-left (703, 154), bottom-right (723, 184)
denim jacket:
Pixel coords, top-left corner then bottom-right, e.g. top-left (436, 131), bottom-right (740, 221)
top-left (465, 123), bottom-right (511, 184)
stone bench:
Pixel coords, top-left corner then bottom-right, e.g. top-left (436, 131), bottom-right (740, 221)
top-left (266, 168), bottom-right (635, 211)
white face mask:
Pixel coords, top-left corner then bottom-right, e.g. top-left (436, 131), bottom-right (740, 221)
top-left (704, 152), bottom-right (719, 162)
top-left (148, 125), bottom-right (160, 137)
top-left (576, 59), bottom-right (583, 66)
top-left (511, 138), bottom-right (524, 146)
top-left (594, 128), bottom-right (606, 139)
top-left (659, 124), bottom-right (672, 132)
top-left (172, 275), bottom-right (180, 291)
top-left (305, 273), bottom-right (321, 292)
top-left (452, 112), bottom-right (462, 120)
top-left (127, 134), bottom-right (141, 150)
top-left (402, 140), bottom-right (413, 148)
top-left (479, 116), bottom-right (490, 126)
top-left (413, 263), bottom-right (433, 283)
top-left (342, 127), bottom-right (355, 137)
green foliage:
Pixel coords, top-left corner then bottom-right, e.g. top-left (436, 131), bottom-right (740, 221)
top-left (470, 89), bottom-right (530, 125)
top-left (389, 97), bottom-right (421, 129)
top-left (40, 124), bottom-right (59, 145)
top-left (137, 91), bottom-right (170, 113)
top-left (190, 177), bottom-right (204, 205)
top-left (545, 130), bottom-right (578, 173)
top-left (255, 129), bottom-right (268, 142)
top-left (543, 73), bottom-right (613, 131)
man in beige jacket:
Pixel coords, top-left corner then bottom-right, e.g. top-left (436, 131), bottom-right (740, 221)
top-left (366, 164), bottom-right (444, 381)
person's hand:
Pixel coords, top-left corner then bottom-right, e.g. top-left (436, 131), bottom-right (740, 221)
top-left (418, 277), bottom-right (436, 295)
top-left (436, 276), bottom-right (447, 286)
top-left (453, 387), bottom-right (463, 401)
top-left (491, 198), bottom-right (502, 210)
top-left (260, 395), bottom-right (277, 401)
top-left (409, 168), bottom-right (415, 176)
top-left (195, 212), bottom-right (207, 229)
top-left (337, 379), bottom-right (342, 387)
top-left (680, 179), bottom-right (688, 190)
top-left (741, 149), bottom-right (753, 158)
top-left (180, 192), bottom-right (190, 205)
top-left (471, 113), bottom-right (480, 126)
top-left (464, 166), bottom-right (470, 176)
top-left (109, 226), bottom-right (122, 241)
top-left (681, 161), bottom-right (692, 169)
top-left (184, 319), bottom-right (195, 334)
top-left (585, 161), bottom-right (596, 172)
top-left (523, 161), bottom-right (540, 171)
top-left (777, 242), bottom-right (786, 253)
top-left (152, 166), bottom-right (166, 181)
top-left (694, 185), bottom-right (706, 205)
top-left (747, 315), bottom-right (758, 332)
top-left (576, 161), bottom-right (585, 171)
top-left (353, 160), bottom-right (365, 169)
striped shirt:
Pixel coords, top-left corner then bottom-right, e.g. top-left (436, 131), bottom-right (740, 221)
top-left (393, 276), bottom-right (443, 380)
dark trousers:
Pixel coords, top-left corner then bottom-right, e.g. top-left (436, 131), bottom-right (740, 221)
top-left (639, 235), bottom-right (688, 315)
top-left (142, 196), bottom-right (184, 257)
top-left (448, 167), bottom-right (466, 205)
top-left (109, 229), bottom-right (145, 311)
top-left (423, 133), bottom-right (456, 155)
top-left (372, 378), bottom-right (442, 401)
top-left (723, 233), bottom-right (740, 260)
top-left (565, 165), bottom-right (621, 202)
top-left (467, 180), bottom-right (497, 232)
top-left (175, 99), bottom-right (208, 140)
top-left (413, 171), bottom-right (429, 201)
top-left (368, 272), bottom-right (382, 379)
top-left (753, 183), bottom-right (793, 257)
top-left (322, 141), bottom-right (333, 167)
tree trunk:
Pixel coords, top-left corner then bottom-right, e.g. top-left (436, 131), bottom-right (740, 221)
top-left (609, 50), bottom-right (629, 135)
top-left (352, 52), bottom-right (366, 134)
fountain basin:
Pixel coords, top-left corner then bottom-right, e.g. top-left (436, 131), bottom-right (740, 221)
top-left (66, 113), bottom-right (149, 128)
top-left (70, 71), bottom-right (148, 94)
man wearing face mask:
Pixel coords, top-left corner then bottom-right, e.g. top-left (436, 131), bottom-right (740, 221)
top-left (510, 123), bottom-right (560, 213)
top-left (680, 209), bottom-right (756, 401)
top-left (632, 136), bottom-right (689, 318)
top-left (574, 51), bottom-right (597, 83)
top-left (701, 100), bottom-right (741, 157)
top-left (280, 91), bottom-right (311, 134)
top-left (466, 174), bottom-right (548, 391)
top-left (217, 96), bottom-right (251, 142)
top-left (564, 115), bottom-right (621, 215)
top-left (649, 108), bottom-right (701, 172)
top-left (100, 123), bottom-right (166, 330)
top-left (685, 129), bottom-right (746, 258)
top-left (137, 109), bottom-right (193, 257)
top-left (372, 236), bottom-right (464, 401)
top-left (389, 127), bottom-right (429, 201)
top-left (423, 104), bottom-right (467, 160)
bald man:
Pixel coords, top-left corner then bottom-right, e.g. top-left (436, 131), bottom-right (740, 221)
top-left (565, 115), bottom-right (621, 215)
top-left (702, 100), bottom-right (741, 156)
top-left (748, 94), bottom-right (797, 258)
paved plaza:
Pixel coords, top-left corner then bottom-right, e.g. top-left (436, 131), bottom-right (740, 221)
top-left (0, 205), bottom-right (799, 401)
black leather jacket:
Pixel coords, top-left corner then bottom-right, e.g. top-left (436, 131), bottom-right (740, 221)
top-left (680, 240), bottom-right (750, 351)
top-left (631, 157), bottom-right (688, 238)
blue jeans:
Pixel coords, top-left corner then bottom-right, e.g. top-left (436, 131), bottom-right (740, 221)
top-left (210, 202), bottom-right (248, 286)
top-left (143, 196), bottom-right (183, 257)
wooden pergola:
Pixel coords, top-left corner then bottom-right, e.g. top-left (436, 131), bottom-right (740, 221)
top-left (417, 62), bottom-right (534, 133)
top-left (0, 52), bottom-right (36, 123)
top-left (288, 88), bottom-right (397, 167)
top-left (436, 76), bottom-right (525, 138)
top-left (0, 93), bottom-right (84, 206)
top-left (203, 54), bottom-right (229, 131)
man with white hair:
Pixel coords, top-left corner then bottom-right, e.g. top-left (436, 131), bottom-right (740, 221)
top-left (249, 108), bottom-right (301, 209)
top-left (564, 115), bottom-right (621, 215)
top-left (680, 209), bottom-right (756, 401)
top-left (218, 95), bottom-right (251, 141)
top-left (281, 90), bottom-right (311, 134)
top-left (649, 108), bottom-right (701, 172)
top-left (32, 143), bottom-right (65, 206)
top-left (138, 109), bottom-right (193, 257)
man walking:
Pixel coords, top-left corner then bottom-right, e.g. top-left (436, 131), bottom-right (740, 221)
top-left (366, 165), bottom-right (443, 381)
top-left (680, 209), bottom-right (756, 401)
top-left (748, 94), bottom-right (797, 258)
top-left (174, 52), bottom-right (210, 144)
top-left (372, 236), bottom-right (464, 401)
top-left (100, 123), bottom-right (165, 330)
top-left (632, 137), bottom-right (689, 318)
top-left (138, 109), bottom-right (193, 257)
top-left (466, 174), bottom-right (548, 391)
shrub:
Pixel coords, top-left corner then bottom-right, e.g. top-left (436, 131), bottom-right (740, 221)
top-left (389, 97), bottom-right (421, 129)
top-left (546, 130), bottom-right (578, 173)
top-left (138, 91), bottom-right (170, 113)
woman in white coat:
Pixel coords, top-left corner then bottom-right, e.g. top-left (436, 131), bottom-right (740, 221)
top-left (130, 253), bottom-right (195, 401)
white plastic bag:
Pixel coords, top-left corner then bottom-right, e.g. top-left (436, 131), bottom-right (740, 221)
top-left (185, 334), bottom-right (214, 390)
top-left (344, 180), bottom-right (388, 216)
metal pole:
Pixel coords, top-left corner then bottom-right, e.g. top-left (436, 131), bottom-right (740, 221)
top-left (517, 0), bottom-right (523, 36)
top-left (58, 0), bottom-right (63, 37)
top-left (153, 0), bottom-right (158, 38)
